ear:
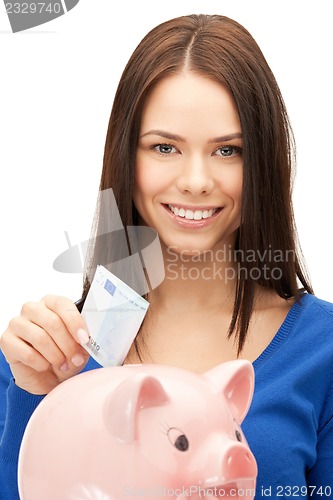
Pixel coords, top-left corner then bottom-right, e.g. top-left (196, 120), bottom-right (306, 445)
top-left (204, 360), bottom-right (254, 423)
top-left (104, 373), bottom-right (170, 443)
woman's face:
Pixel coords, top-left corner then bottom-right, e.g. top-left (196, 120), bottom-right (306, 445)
top-left (134, 71), bottom-right (243, 255)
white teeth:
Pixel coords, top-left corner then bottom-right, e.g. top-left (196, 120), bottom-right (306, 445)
top-left (168, 205), bottom-right (219, 220)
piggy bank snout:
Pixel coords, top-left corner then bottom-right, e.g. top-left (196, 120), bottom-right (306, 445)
top-left (222, 443), bottom-right (257, 480)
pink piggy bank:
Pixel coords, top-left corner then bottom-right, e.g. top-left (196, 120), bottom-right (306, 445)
top-left (18, 361), bottom-right (257, 500)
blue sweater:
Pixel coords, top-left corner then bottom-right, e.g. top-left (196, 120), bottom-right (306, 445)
top-left (1, 293), bottom-right (333, 499)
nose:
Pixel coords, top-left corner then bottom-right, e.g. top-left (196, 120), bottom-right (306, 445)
top-left (222, 443), bottom-right (257, 480)
top-left (176, 155), bottom-right (214, 196)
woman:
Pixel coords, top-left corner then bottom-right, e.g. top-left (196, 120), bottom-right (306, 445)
top-left (1, 14), bottom-right (332, 498)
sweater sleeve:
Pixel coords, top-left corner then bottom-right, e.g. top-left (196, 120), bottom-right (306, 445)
top-left (306, 302), bottom-right (333, 496)
top-left (0, 351), bottom-right (45, 500)
top-left (306, 410), bottom-right (333, 496)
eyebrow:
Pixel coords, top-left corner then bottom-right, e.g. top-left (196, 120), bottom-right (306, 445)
top-left (139, 129), bottom-right (242, 143)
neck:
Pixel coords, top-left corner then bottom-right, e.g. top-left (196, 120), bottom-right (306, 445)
top-left (148, 241), bottom-right (238, 313)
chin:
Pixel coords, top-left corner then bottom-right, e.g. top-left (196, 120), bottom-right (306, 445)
top-left (162, 242), bottom-right (219, 261)
top-left (163, 234), bottom-right (236, 256)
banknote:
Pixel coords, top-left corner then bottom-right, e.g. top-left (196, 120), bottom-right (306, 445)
top-left (80, 265), bottom-right (149, 367)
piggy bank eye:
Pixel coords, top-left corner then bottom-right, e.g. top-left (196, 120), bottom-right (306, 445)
top-left (235, 429), bottom-right (243, 442)
top-left (167, 427), bottom-right (189, 452)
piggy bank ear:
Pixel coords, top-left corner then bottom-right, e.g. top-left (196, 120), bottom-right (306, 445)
top-left (205, 360), bottom-right (254, 422)
top-left (105, 373), bottom-right (169, 443)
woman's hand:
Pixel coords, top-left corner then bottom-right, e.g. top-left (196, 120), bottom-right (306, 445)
top-left (0, 295), bottom-right (90, 395)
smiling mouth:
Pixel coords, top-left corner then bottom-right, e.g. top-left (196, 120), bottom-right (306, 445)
top-left (167, 204), bottom-right (223, 221)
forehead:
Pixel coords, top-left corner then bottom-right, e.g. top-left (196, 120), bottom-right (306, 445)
top-left (140, 71), bottom-right (241, 137)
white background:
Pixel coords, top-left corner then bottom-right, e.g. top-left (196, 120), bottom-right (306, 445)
top-left (0, 0), bottom-right (332, 334)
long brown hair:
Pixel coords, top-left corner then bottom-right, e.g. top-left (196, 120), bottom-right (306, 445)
top-left (83, 14), bottom-right (313, 354)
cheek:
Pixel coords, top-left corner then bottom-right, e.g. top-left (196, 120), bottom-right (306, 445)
top-left (235, 179), bottom-right (243, 205)
top-left (134, 159), bottom-right (171, 202)
top-left (218, 168), bottom-right (243, 204)
top-left (133, 162), bottom-right (161, 221)
top-left (134, 167), bottom-right (155, 198)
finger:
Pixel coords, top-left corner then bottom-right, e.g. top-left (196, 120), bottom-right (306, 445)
top-left (6, 316), bottom-right (68, 369)
top-left (18, 306), bottom-right (89, 370)
top-left (20, 302), bottom-right (84, 360)
top-left (1, 328), bottom-right (53, 373)
top-left (40, 295), bottom-right (90, 344)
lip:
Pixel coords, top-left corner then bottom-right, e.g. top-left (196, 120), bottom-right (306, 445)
top-left (162, 203), bottom-right (223, 228)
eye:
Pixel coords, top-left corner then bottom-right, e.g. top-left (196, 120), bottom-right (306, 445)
top-left (153, 143), bottom-right (177, 155)
top-left (167, 427), bottom-right (189, 452)
top-left (235, 429), bottom-right (243, 442)
top-left (215, 146), bottom-right (241, 157)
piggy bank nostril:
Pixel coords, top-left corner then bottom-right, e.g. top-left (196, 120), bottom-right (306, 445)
top-left (223, 446), bottom-right (256, 480)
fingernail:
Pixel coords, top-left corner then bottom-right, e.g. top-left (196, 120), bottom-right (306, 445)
top-left (71, 353), bottom-right (85, 367)
top-left (60, 362), bottom-right (69, 372)
top-left (77, 328), bottom-right (89, 344)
